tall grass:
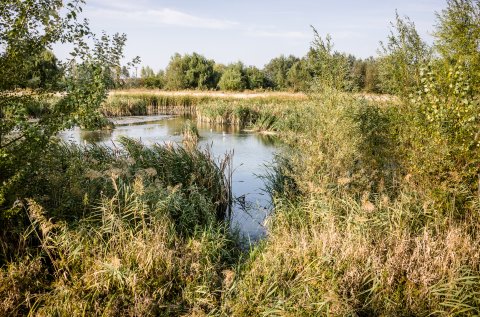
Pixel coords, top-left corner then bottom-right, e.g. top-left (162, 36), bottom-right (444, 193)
top-left (2, 89), bottom-right (480, 315)
top-left (1, 185), bottom-right (239, 316)
top-left (196, 98), bottom-right (314, 133)
top-left (101, 91), bottom-right (305, 117)
top-left (102, 94), bottom-right (202, 116)
top-left (0, 137), bottom-right (238, 316)
top-left (222, 89), bottom-right (480, 316)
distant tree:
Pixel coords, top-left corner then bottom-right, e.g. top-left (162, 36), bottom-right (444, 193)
top-left (364, 57), bottom-right (381, 93)
top-left (263, 55), bottom-right (299, 90)
top-left (25, 49), bottom-right (62, 89)
top-left (245, 66), bottom-right (266, 90)
top-left (185, 53), bottom-right (217, 89)
top-left (140, 66), bottom-right (155, 78)
top-left (286, 59), bottom-right (312, 92)
top-left (121, 66), bottom-right (130, 79)
top-left (348, 56), bottom-right (366, 92)
top-left (218, 62), bottom-right (247, 91)
top-left (164, 53), bottom-right (188, 90)
top-left (134, 66), bottom-right (164, 88)
top-left (164, 52), bottom-right (217, 90)
top-left (213, 63), bottom-right (225, 87)
top-left (308, 29), bottom-right (351, 91)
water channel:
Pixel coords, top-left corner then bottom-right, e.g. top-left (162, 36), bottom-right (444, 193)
top-left (59, 115), bottom-right (279, 241)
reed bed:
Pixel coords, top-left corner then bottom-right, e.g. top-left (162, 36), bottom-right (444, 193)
top-left (2, 89), bottom-right (480, 315)
top-left (0, 136), bottom-right (237, 316)
top-left (101, 91), bottom-right (306, 117)
top-left (221, 90), bottom-right (480, 316)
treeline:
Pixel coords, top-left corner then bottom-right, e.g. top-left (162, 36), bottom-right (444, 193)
top-left (16, 32), bottom-right (394, 95)
top-left (126, 50), bottom-right (382, 93)
top-left (19, 48), bottom-right (382, 93)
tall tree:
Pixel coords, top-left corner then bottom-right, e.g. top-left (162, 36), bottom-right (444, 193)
top-left (218, 62), bottom-right (247, 91)
top-left (164, 52), bottom-right (217, 90)
top-left (264, 55), bottom-right (299, 90)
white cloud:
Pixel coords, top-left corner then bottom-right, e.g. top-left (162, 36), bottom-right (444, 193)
top-left (145, 8), bottom-right (238, 29)
top-left (246, 30), bottom-right (309, 39)
top-left (89, 7), bottom-right (238, 30)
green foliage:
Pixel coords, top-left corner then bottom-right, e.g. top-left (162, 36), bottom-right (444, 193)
top-left (364, 58), bottom-right (381, 93)
top-left (308, 28), bottom-right (352, 91)
top-left (138, 67), bottom-right (164, 88)
top-left (0, 0), bottom-right (137, 233)
top-left (434, 0), bottom-right (480, 76)
top-left (24, 49), bottom-right (62, 89)
top-left (404, 1), bottom-right (480, 201)
top-left (164, 52), bottom-right (218, 90)
top-left (263, 54), bottom-right (299, 90)
top-left (286, 59), bottom-right (312, 92)
top-left (140, 65), bottom-right (155, 78)
top-left (217, 62), bottom-right (248, 91)
top-left (245, 65), bottom-right (267, 90)
top-left (378, 13), bottom-right (431, 96)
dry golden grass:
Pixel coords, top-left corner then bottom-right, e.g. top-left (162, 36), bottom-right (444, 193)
top-left (110, 88), bottom-right (308, 100)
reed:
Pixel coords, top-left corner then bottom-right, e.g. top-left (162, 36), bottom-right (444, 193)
top-left (0, 136), bottom-right (238, 316)
top-left (2, 89), bottom-right (480, 316)
top-left (101, 91), bottom-right (306, 117)
top-left (222, 89), bottom-right (480, 316)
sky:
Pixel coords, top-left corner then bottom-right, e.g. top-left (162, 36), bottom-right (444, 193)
top-left (56, 0), bottom-right (446, 71)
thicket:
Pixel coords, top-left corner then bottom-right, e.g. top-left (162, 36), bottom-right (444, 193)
top-left (222, 1), bottom-right (480, 315)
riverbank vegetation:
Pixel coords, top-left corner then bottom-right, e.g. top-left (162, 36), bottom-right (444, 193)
top-left (1, 0), bottom-right (480, 315)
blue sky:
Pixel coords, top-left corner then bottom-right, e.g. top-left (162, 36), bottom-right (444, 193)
top-left (62, 0), bottom-right (446, 71)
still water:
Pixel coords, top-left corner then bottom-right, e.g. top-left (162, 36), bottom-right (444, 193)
top-left (59, 115), bottom-right (278, 241)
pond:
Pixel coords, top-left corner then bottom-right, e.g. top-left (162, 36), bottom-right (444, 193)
top-left (59, 115), bottom-right (279, 241)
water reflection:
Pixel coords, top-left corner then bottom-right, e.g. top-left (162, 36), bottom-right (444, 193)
top-left (59, 115), bottom-right (278, 241)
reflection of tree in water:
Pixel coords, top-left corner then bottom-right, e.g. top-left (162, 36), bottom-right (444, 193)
top-left (164, 116), bottom-right (188, 136)
top-left (257, 134), bottom-right (278, 146)
top-left (195, 120), bottom-right (241, 135)
top-left (80, 130), bottom-right (112, 144)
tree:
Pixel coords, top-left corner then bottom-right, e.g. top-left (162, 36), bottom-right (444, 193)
top-left (218, 62), bottom-right (247, 91)
top-left (348, 56), bottom-right (366, 92)
top-left (0, 0), bottom-right (135, 218)
top-left (164, 52), bottom-right (217, 90)
top-left (140, 66), bottom-right (155, 78)
top-left (25, 49), bottom-right (62, 89)
top-left (434, 0), bottom-right (480, 86)
top-left (378, 13), bottom-right (431, 96)
top-left (121, 66), bottom-right (130, 79)
top-left (245, 66), bottom-right (266, 90)
top-left (164, 53), bottom-right (188, 89)
top-left (286, 59), bottom-right (312, 92)
top-left (364, 57), bottom-right (381, 93)
top-left (264, 55), bottom-right (299, 90)
top-left (413, 0), bottom-right (480, 159)
top-left (308, 28), bottom-right (351, 92)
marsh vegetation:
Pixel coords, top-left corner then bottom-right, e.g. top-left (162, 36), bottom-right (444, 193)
top-left (1, 0), bottom-right (480, 315)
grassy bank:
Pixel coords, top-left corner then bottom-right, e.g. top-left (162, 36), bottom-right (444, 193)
top-left (2, 89), bottom-right (479, 315)
top-left (0, 136), bottom-right (239, 315)
top-left (222, 90), bottom-right (480, 316)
